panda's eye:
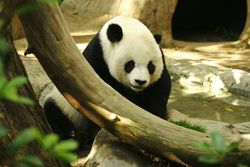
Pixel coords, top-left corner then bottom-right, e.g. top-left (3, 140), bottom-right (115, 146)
top-left (147, 61), bottom-right (155, 74)
top-left (124, 60), bottom-right (135, 73)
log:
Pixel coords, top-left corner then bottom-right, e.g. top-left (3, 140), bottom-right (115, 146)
top-left (17, 1), bottom-right (250, 166)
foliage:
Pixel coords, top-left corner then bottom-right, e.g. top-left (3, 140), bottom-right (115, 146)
top-left (0, 75), bottom-right (35, 105)
top-left (170, 120), bottom-right (206, 133)
top-left (195, 132), bottom-right (239, 165)
top-left (15, 0), bottom-right (62, 16)
top-left (0, 125), bottom-right (78, 166)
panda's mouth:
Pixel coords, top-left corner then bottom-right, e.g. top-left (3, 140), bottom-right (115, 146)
top-left (130, 84), bottom-right (144, 92)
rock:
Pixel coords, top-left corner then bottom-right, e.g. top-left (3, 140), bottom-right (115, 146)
top-left (220, 69), bottom-right (250, 97)
top-left (82, 129), bottom-right (151, 167)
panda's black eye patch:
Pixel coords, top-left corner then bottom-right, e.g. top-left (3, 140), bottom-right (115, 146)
top-left (124, 60), bottom-right (135, 73)
top-left (147, 61), bottom-right (155, 74)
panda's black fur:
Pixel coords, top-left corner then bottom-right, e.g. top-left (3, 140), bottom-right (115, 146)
top-left (43, 16), bottom-right (171, 146)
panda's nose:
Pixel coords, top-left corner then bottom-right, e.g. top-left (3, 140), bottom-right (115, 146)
top-left (135, 79), bottom-right (147, 85)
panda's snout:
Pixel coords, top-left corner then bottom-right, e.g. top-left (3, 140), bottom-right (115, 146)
top-left (135, 79), bottom-right (147, 85)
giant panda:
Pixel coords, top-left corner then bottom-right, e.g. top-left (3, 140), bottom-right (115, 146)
top-left (43, 16), bottom-right (171, 146)
top-left (83, 16), bottom-right (172, 118)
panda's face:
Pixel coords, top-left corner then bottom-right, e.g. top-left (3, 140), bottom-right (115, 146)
top-left (100, 16), bottom-right (164, 92)
top-left (108, 38), bottom-right (163, 92)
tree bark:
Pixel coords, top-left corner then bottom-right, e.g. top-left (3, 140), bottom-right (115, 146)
top-left (17, 1), bottom-right (250, 166)
top-left (11, 17), bottom-right (25, 40)
top-left (235, 0), bottom-right (250, 48)
top-left (138, 0), bottom-right (177, 47)
top-left (0, 1), bottom-right (67, 166)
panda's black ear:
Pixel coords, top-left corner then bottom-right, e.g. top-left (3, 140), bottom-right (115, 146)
top-left (154, 34), bottom-right (162, 44)
top-left (107, 24), bottom-right (123, 43)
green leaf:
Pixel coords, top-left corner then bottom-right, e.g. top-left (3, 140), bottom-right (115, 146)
top-left (37, 0), bottom-right (61, 4)
top-left (15, 0), bottom-right (60, 16)
top-left (0, 75), bottom-right (7, 88)
top-left (198, 155), bottom-right (219, 164)
top-left (19, 155), bottom-right (43, 167)
top-left (210, 132), bottom-right (226, 154)
top-left (0, 76), bottom-right (35, 105)
top-left (228, 142), bottom-right (239, 152)
top-left (42, 134), bottom-right (59, 149)
top-left (12, 96), bottom-right (35, 106)
top-left (52, 152), bottom-right (77, 163)
top-left (14, 162), bottom-right (30, 167)
top-left (238, 164), bottom-right (248, 167)
top-left (15, 2), bottom-right (39, 16)
top-left (53, 139), bottom-right (79, 152)
top-left (4, 76), bottom-right (27, 90)
top-left (8, 128), bottom-right (41, 154)
top-left (194, 142), bottom-right (213, 152)
top-left (0, 123), bottom-right (7, 139)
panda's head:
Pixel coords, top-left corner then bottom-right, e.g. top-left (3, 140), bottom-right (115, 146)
top-left (100, 16), bottom-right (164, 92)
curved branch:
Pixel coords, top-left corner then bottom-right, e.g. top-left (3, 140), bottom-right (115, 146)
top-left (17, 1), bottom-right (250, 166)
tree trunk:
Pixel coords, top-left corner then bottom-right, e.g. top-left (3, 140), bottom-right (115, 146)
top-left (0, 1), bottom-right (67, 166)
top-left (138, 0), bottom-right (177, 47)
top-left (11, 17), bottom-right (25, 40)
top-left (16, 1), bottom-right (250, 166)
top-left (237, 0), bottom-right (250, 48)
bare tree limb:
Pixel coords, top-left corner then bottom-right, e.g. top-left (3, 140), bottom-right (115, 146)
top-left (17, 1), bottom-right (250, 166)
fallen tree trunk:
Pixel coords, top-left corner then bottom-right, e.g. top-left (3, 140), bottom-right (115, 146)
top-left (17, 1), bottom-right (250, 166)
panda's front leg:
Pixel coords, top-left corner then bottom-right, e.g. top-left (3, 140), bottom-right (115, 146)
top-left (148, 96), bottom-right (167, 120)
top-left (138, 91), bottom-right (166, 120)
top-left (43, 99), bottom-right (77, 140)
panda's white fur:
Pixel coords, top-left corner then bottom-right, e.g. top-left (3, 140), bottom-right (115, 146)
top-left (99, 16), bottom-right (163, 91)
top-left (43, 87), bottom-right (89, 130)
top-left (43, 85), bottom-right (99, 146)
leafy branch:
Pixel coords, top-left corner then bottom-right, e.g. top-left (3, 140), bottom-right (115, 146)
top-left (1, 125), bottom-right (78, 167)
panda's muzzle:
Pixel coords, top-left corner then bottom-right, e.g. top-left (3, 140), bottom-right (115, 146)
top-left (130, 79), bottom-right (147, 91)
top-left (130, 85), bottom-right (144, 91)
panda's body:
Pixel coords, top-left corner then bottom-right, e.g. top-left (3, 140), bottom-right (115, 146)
top-left (43, 87), bottom-right (98, 145)
top-left (43, 16), bottom-right (171, 144)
